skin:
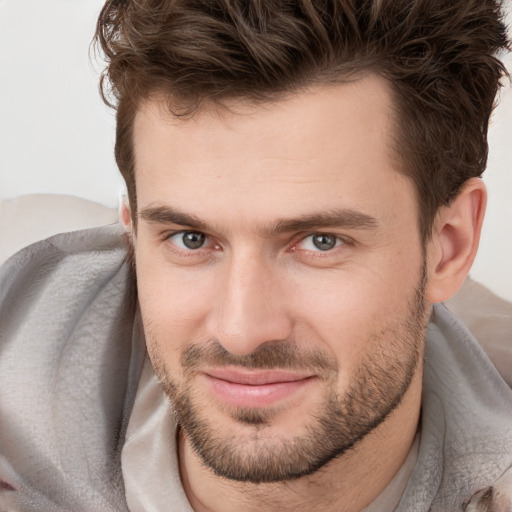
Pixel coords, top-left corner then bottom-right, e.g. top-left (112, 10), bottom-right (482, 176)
top-left (129, 75), bottom-right (486, 512)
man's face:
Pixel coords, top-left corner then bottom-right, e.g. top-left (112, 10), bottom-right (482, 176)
top-left (133, 76), bottom-right (429, 483)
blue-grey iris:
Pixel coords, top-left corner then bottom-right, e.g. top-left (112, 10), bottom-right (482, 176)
top-left (182, 231), bottom-right (206, 249)
top-left (312, 234), bottom-right (337, 251)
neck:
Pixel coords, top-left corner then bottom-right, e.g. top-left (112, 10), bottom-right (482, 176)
top-left (178, 364), bottom-right (422, 512)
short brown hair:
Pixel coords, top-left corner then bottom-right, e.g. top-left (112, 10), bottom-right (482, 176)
top-left (94, 0), bottom-right (509, 241)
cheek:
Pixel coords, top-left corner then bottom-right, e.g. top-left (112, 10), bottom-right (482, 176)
top-left (285, 254), bottom-right (423, 361)
top-left (135, 248), bottom-right (217, 359)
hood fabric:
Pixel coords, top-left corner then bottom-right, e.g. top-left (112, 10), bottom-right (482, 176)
top-left (0, 225), bottom-right (510, 511)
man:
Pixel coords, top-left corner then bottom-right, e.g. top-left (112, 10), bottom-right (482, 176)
top-left (0, 0), bottom-right (511, 510)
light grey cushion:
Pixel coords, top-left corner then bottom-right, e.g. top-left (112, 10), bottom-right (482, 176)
top-left (0, 194), bottom-right (118, 265)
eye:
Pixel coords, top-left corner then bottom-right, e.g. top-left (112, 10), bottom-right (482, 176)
top-left (298, 233), bottom-right (344, 252)
top-left (168, 231), bottom-right (207, 250)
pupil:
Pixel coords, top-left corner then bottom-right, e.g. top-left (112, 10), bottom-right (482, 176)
top-left (313, 234), bottom-right (336, 251)
top-left (183, 232), bottom-right (205, 249)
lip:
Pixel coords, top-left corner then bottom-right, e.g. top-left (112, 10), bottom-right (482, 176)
top-left (203, 367), bottom-right (314, 408)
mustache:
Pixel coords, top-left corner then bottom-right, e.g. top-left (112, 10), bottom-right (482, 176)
top-left (181, 339), bottom-right (338, 376)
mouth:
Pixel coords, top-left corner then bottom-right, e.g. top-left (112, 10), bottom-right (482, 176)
top-left (203, 367), bottom-right (315, 408)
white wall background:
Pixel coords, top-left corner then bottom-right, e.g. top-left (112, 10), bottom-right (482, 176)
top-left (0, 0), bottom-right (123, 207)
top-left (0, 0), bottom-right (511, 301)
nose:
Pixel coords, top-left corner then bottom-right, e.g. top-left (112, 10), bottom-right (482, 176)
top-left (206, 253), bottom-right (293, 356)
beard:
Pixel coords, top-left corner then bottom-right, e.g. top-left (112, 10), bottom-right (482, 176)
top-left (145, 266), bottom-right (429, 484)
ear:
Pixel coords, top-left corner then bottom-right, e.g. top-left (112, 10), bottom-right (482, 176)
top-left (119, 194), bottom-right (133, 232)
top-left (425, 178), bottom-right (487, 303)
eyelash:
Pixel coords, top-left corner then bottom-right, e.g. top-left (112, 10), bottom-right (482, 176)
top-left (162, 230), bottom-right (218, 256)
top-left (161, 230), bottom-right (352, 258)
top-left (293, 233), bottom-right (345, 252)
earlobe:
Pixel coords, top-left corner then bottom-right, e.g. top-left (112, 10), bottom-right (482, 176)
top-left (119, 195), bottom-right (132, 231)
top-left (425, 178), bottom-right (487, 303)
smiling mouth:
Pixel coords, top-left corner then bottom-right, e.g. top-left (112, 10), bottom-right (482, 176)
top-left (203, 367), bottom-right (315, 408)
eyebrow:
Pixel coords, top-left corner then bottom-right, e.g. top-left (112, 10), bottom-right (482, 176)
top-left (139, 205), bottom-right (207, 230)
top-left (268, 210), bottom-right (379, 234)
top-left (139, 205), bottom-right (379, 235)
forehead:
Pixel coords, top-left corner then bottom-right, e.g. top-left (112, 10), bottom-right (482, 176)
top-left (132, 75), bottom-right (414, 229)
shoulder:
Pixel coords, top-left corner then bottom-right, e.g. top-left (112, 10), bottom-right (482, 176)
top-left (0, 224), bottom-right (134, 342)
top-left (0, 225), bottom-right (138, 511)
top-left (401, 302), bottom-right (512, 511)
top-left (445, 277), bottom-right (512, 387)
